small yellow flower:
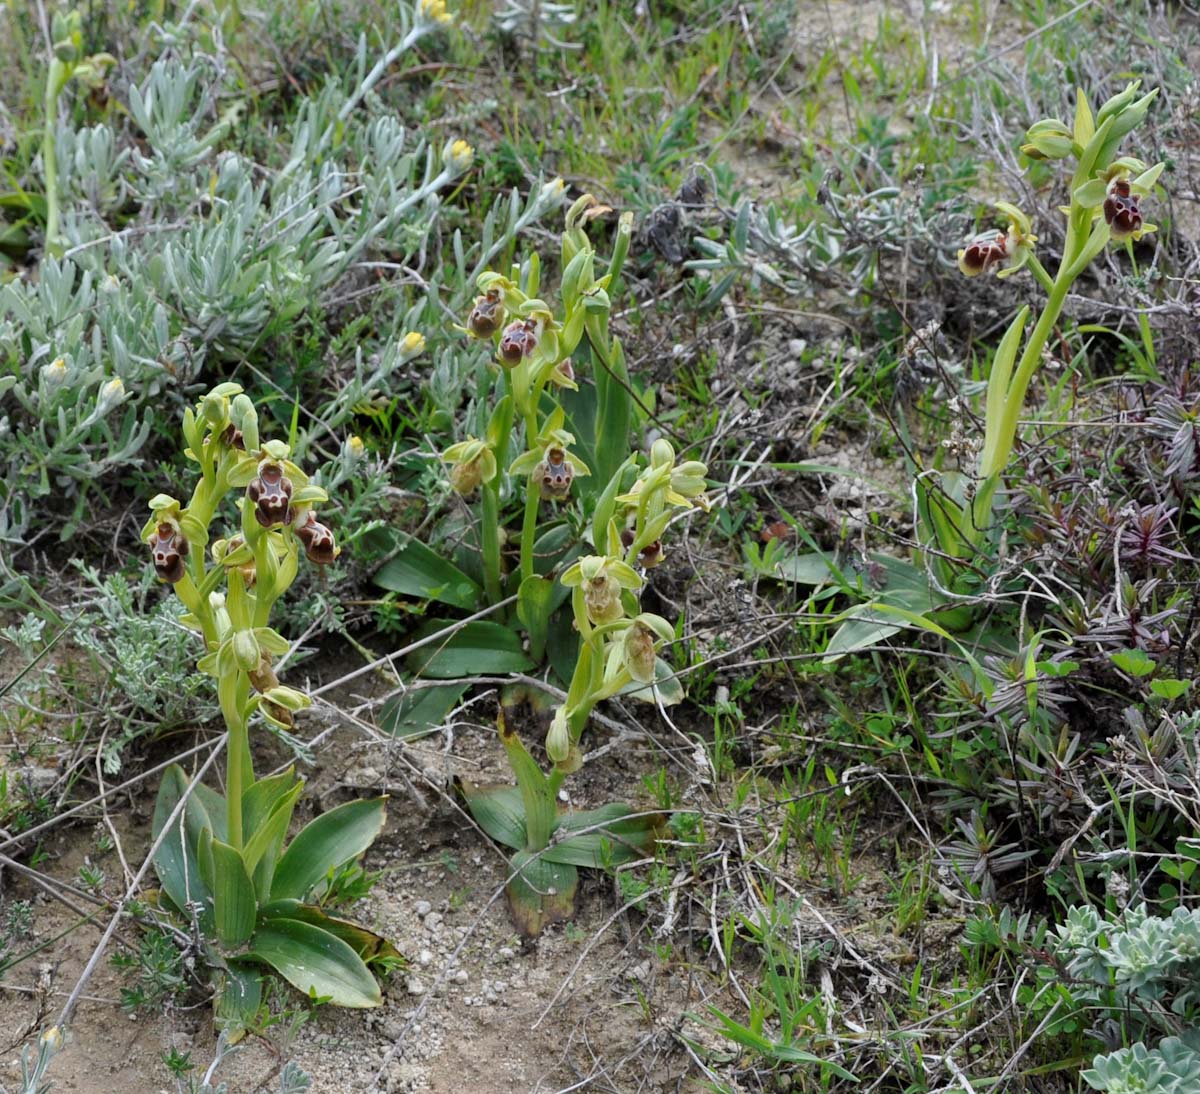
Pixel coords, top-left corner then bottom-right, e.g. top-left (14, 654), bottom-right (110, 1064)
top-left (446, 139), bottom-right (474, 172)
top-left (40, 1026), bottom-right (64, 1052)
top-left (348, 435), bottom-right (365, 456)
top-left (45, 357), bottom-right (67, 379)
top-left (419, 0), bottom-right (454, 23)
top-left (401, 331), bottom-right (426, 355)
top-left (100, 376), bottom-right (126, 407)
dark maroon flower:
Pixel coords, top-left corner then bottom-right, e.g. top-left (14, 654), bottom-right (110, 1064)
top-left (468, 290), bottom-right (505, 337)
top-left (148, 523), bottom-right (188, 583)
top-left (638, 540), bottom-right (664, 568)
top-left (294, 511), bottom-right (337, 565)
top-left (957, 231), bottom-right (1011, 277)
top-left (498, 319), bottom-right (538, 367)
top-left (246, 463), bottom-right (293, 528)
top-left (1103, 178), bottom-right (1143, 241)
top-left (220, 424), bottom-right (246, 450)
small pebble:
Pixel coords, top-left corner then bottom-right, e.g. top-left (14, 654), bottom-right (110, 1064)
top-left (418, 949), bottom-right (433, 966)
top-left (453, 970), bottom-right (469, 984)
top-left (497, 947), bottom-right (514, 961)
top-left (424, 912), bottom-right (443, 932)
top-left (414, 900), bottom-right (432, 918)
top-left (405, 976), bottom-right (426, 996)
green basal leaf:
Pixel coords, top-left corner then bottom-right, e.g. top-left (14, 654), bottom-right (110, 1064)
top-left (242, 781), bottom-right (304, 890)
top-left (458, 781), bottom-right (527, 851)
top-left (214, 960), bottom-right (263, 1040)
top-left (499, 712), bottom-right (556, 849)
top-left (271, 797), bottom-right (387, 902)
top-left (593, 335), bottom-right (633, 497)
top-left (379, 681), bottom-right (469, 738)
top-left (151, 764), bottom-right (216, 921)
top-left (260, 900), bottom-right (406, 971)
top-left (374, 536), bottom-right (482, 610)
top-left (506, 850), bottom-right (578, 938)
top-left (517, 574), bottom-right (555, 662)
top-left (248, 917), bottom-right (381, 1008)
top-left (772, 551), bottom-right (836, 585)
top-left (406, 620), bottom-right (535, 679)
top-left (242, 769), bottom-right (302, 836)
top-left (210, 837), bottom-right (257, 947)
top-left (546, 803), bottom-right (663, 867)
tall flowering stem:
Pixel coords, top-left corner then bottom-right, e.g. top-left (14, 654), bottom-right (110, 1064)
top-left (142, 384), bottom-right (336, 850)
top-left (948, 82), bottom-right (1164, 559)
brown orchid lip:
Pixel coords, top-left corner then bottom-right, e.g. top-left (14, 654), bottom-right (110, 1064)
top-left (149, 523), bottom-right (188, 583)
top-left (295, 511), bottom-right (337, 565)
top-left (468, 289), bottom-right (505, 337)
top-left (247, 462), bottom-right (294, 527)
top-left (1103, 180), bottom-right (1142, 239)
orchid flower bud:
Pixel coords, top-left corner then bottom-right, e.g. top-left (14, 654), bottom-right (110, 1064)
top-left (246, 462), bottom-right (293, 528)
top-left (650, 438), bottom-right (676, 469)
top-left (546, 708), bottom-right (570, 764)
top-left (1021, 118), bottom-right (1074, 160)
top-left (232, 394), bottom-right (259, 452)
top-left (232, 629), bottom-right (263, 672)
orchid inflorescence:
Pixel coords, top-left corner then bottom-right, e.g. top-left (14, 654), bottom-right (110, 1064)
top-left (437, 198), bottom-right (711, 934)
top-left (941, 82), bottom-right (1166, 566)
top-left (141, 383), bottom-right (337, 733)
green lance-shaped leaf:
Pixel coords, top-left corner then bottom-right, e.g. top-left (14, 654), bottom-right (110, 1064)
top-left (242, 780), bottom-right (304, 898)
top-left (152, 764), bottom-right (218, 919)
top-left (270, 797), bottom-right (387, 902)
top-left (506, 850), bottom-right (578, 938)
top-left (260, 900), bottom-right (406, 971)
top-left (247, 917), bottom-right (381, 1008)
top-left (591, 333), bottom-right (633, 490)
top-left (517, 574), bottom-right (555, 662)
top-left (209, 837), bottom-right (257, 947)
top-left (544, 803), bottom-right (664, 867)
top-left (498, 710), bottom-right (556, 850)
top-left (374, 536), bottom-right (482, 610)
top-left (406, 620), bottom-right (535, 678)
top-left (214, 960), bottom-right (263, 1037)
top-left (379, 681), bottom-right (469, 739)
top-left (458, 782), bottom-right (527, 851)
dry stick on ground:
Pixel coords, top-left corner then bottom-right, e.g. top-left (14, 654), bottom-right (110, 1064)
top-left (54, 739), bottom-right (225, 1031)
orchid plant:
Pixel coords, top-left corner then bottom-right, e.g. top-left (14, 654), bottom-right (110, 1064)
top-left (388, 199), bottom-right (710, 933)
top-left (145, 383), bottom-right (400, 1030)
top-left (818, 81), bottom-right (1165, 658)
